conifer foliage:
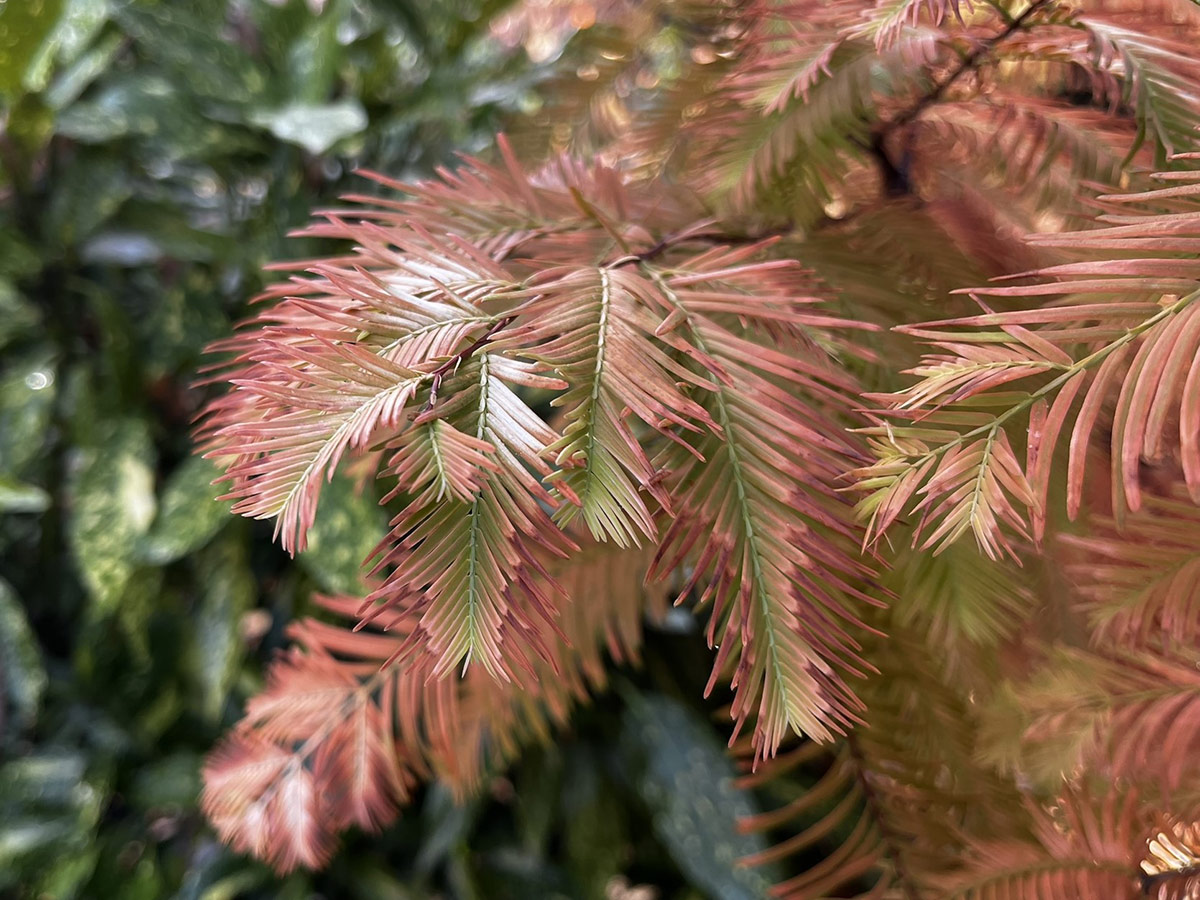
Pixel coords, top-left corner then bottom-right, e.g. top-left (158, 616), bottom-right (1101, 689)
top-left (201, 0), bottom-right (1200, 894)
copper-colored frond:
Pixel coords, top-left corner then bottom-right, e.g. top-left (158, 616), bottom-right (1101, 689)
top-left (646, 251), bottom-right (879, 761)
top-left (198, 230), bottom-right (519, 556)
top-left (365, 353), bottom-right (575, 680)
top-left (200, 538), bottom-right (663, 872)
top-left (1062, 489), bottom-right (1200, 646)
top-left (507, 265), bottom-right (716, 546)
top-left (857, 159), bottom-right (1200, 555)
top-left (935, 789), bottom-right (1150, 900)
top-left (736, 628), bottom-right (1030, 899)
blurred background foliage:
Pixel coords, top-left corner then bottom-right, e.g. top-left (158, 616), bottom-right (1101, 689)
top-left (0, 1), bottom-right (778, 897)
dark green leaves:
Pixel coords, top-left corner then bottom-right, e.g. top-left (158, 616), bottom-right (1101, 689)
top-left (620, 694), bottom-right (777, 900)
top-left (0, 578), bottom-right (47, 738)
top-left (139, 456), bottom-right (232, 566)
top-left (67, 418), bottom-right (157, 615)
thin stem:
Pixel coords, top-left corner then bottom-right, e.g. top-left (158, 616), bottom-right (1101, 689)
top-left (423, 315), bottom-right (514, 410)
top-left (608, 223), bottom-right (796, 269)
top-left (879, 0), bottom-right (1055, 133)
top-left (870, 290), bottom-right (1199, 523)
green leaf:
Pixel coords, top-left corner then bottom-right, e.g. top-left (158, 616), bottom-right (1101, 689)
top-left (0, 476), bottom-right (50, 513)
top-left (67, 419), bottom-right (157, 616)
top-left (0, 350), bottom-right (57, 478)
top-left (0, 279), bottom-right (39, 350)
top-left (0, 578), bottom-right (47, 736)
top-left (139, 456), bottom-right (231, 565)
top-left (1, 750), bottom-right (85, 808)
top-left (619, 693), bottom-right (778, 900)
top-left (46, 154), bottom-right (131, 245)
top-left (0, 0), bottom-right (62, 100)
top-left (416, 784), bottom-right (482, 876)
top-left (79, 231), bottom-right (163, 267)
top-left (54, 74), bottom-right (225, 158)
top-left (114, 565), bottom-right (165, 667)
top-left (114, 4), bottom-right (265, 104)
top-left (22, 0), bottom-right (109, 93)
top-left (0, 751), bottom-right (106, 894)
top-left (129, 752), bottom-right (202, 810)
top-left (885, 540), bottom-right (1037, 649)
top-left (514, 747), bottom-right (564, 854)
top-left (300, 470), bottom-right (387, 595)
top-left (189, 533), bottom-right (254, 720)
top-left (44, 30), bottom-right (122, 110)
top-left (286, 10), bottom-right (343, 104)
top-left (563, 750), bottom-right (628, 899)
top-left (248, 100), bottom-right (368, 155)
top-left (192, 870), bottom-right (271, 900)
top-left (0, 228), bottom-right (42, 280)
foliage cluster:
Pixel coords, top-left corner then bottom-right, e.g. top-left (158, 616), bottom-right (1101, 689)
top-left (11, 0), bottom-right (1200, 898)
top-left (197, 0), bottom-right (1200, 897)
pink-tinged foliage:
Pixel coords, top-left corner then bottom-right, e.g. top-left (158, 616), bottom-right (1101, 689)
top-left (647, 246), bottom-right (881, 760)
top-left (856, 162), bottom-right (1200, 557)
top-left (201, 541), bottom-right (665, 869)
top-left (203, 733), bottom-right (338, 873)
top-left (198, 124), bottom-right (877, 865)
top-left (197, 0), bottom-right (1200, 890)
top-left (1062, 490), bottom-right (1200, 646)
top-left (200, 132), bottom-right (875, 766)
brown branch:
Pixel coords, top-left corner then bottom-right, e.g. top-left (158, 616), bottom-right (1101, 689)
top-left (1140, 865), bottom-right (1200, 897)
top-left (880, 0), bottom-right (1056, 134)
top-left (422, 315), bottom-right (514, 411)
top-left (609, 223), bottom-right (797, 268)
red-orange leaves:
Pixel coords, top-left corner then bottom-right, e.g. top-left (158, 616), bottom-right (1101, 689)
top-left (198, 232), bottom-right (518, 556)
top-left (857, 166), bottom-right (1200, 557)
top-left (203, 735), bottom-right (333, 873)
top-left (1062, 491), bottom-right (1200, 647)
top-left (202, 538), bottom-right (663, 873)
top-left (648, 253), bottom-right (876, 762)
top-left (202, 656), bottom-right (405, 874)
top-left (200, 138), bottom-right (877, 851)
top-left (936, 789), bottom-right (1149, 900)
top-left (313, 697), bottom-right (403, 833)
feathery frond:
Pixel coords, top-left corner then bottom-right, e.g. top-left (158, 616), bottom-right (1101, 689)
top-left (367, 352), bottom-right (575, 679)
top-left (981, 646), bottom-right (1200, 792)
top-left (198, 231), bottom-right (518, 555)
top-left (737, 627), bottom-right (1029, 898)
top-left (506, 265), bottom-right (714, 546)
top-left (856, 158), bottom-right (1200, 555)
top-left (192, 0), bottom-right (1200, 886)
top-left (202, 539), bottom-right (665, 871)
top-left (885, 538), bottom-right (1038, 651)
top-left (935, 788), bottom-right (1148, 900)
top-left (1062, 489), bottom-right (1200, 646)
top-left (853, 0), bottom-right (967, 49)
top-left (646, 246), bottom-right (878, 760)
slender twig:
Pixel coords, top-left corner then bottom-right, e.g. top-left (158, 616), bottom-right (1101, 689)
top-left (423, 315), bottom-right (514, 410)
top-left (879, 0), bottom-right (1056, 134)
top-left (609, 222), bottom-right (796, 268)
top-left (1141, 864), bottom-right (1200, 896)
